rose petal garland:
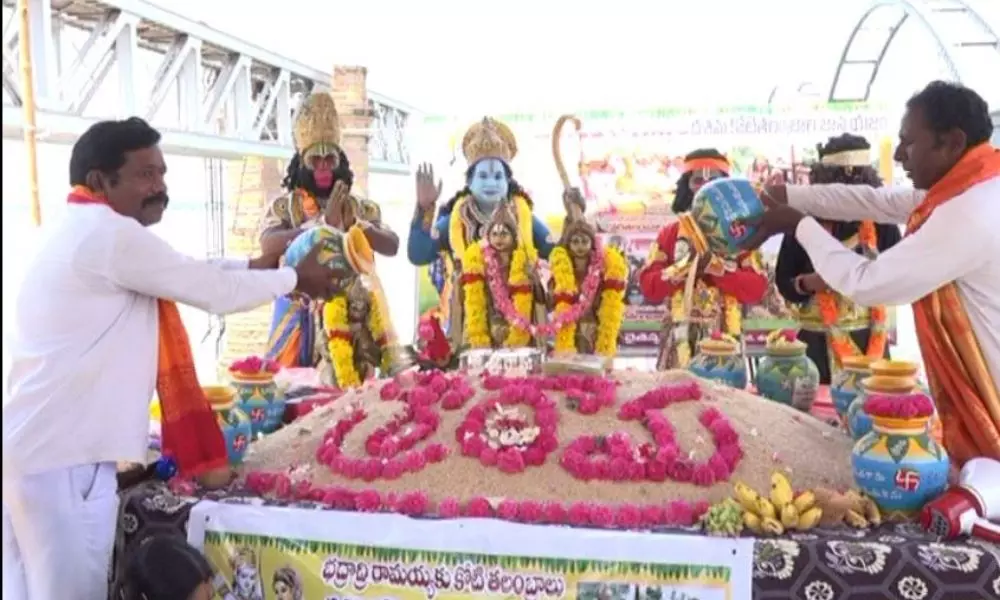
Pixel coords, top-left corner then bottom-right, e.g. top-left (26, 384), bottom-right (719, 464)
top-left (456, 382), bottom-right (560, 473)
top-left (863, 392), bottom-right (935, 419)
top-left (560, 382), bottom-right (743, 486)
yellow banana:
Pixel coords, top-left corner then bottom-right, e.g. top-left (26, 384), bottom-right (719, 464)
top-left (769, 471), bottom-right (794, 509)
top-left (797, 507), bottom-right (823, 530)
top-left (755, 497), bottom-right (777, 520)
top-left (862, 497), bottom-right (883, 526)
top-left (743, 511), bottom-right (763, 534)
top-left (733, 482), bottom-right (761, 513)
top-left (761, 517), bottom-right (785, 536)
top-left (780, 504), bottom-right (800, 529)
top-left (845, 510), bottom-right (869, 529)
top-left (792, 490), bottom-right (816, 513)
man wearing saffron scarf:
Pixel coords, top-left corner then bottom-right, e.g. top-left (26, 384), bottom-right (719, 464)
top-left (741, 81), bottom-right (1000, 467)
top-left (2, 117), bottom-right (340, 600)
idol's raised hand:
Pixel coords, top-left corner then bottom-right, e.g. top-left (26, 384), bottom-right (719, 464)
top-left (415, 163), bottom-right (443, 212)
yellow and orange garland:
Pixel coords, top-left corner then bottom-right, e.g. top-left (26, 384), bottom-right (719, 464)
top-left (322, 290), bottom-right (389, 389)
top-left (449, 194), bottom-right (537, 261)
top-left (461, 241), bottom-right (533, 348)
top-left (549, 245), bottom-right (628, 357)
top-left (816, 221), bottom-right (887, 366)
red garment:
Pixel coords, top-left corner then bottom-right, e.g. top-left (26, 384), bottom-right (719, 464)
top-left (638, 221), bottom-right (768, 305)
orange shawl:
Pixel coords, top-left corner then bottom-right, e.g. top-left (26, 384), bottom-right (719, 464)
top-left (68, 186), bottom-right (227, 477)
top-left (906, 144), bottom-right (1000, 465)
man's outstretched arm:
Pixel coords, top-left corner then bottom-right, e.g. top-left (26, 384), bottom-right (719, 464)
top-left (773, 184), bottom-right (925, 226)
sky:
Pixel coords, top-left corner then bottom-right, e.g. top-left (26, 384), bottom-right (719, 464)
top-left (146, 0), bottom-right (1000, 115)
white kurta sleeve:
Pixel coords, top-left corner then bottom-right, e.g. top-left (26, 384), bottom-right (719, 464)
top-left (786, 184), bottom-right (926, 225)
top-left (101, 221), bottom-right (297, 314)
top-left (794, 194), bottom-right (988, 306)
top-left (207, 257), bottom-right (251, 271)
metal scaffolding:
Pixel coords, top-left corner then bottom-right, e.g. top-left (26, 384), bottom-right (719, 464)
top-left (830, 0), bottom-right (999, 103)
top-left (0, 0), bottom-right (414, 172)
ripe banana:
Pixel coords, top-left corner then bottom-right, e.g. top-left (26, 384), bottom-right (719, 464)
top-left (761, 517), bottom-right (785, 536)
top-left (780, 504), bottom-right (800, 529)
top-left (792, 490), bottom-right (816, 513)
top-left (862, 496), bottom-right (883, 526)
top-left (743, 511), bottom-right (763, 534)
top-left (755, 497), bottom-right (777, 520)
top-left (845, 509), bottom-right (869, 529)
top-left (769, 471), bottom-right (794, 509)
top-left (797, 507), bottom-right (823, 530)
top-left (733, 481), bottom-right (761, 513)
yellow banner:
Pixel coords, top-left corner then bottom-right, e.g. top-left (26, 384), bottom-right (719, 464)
top-left (206, 531), bottom-right (737, 600)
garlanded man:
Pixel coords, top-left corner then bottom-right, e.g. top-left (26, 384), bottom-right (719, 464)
top-left (744, 81), bottom-right (1000, 466)
top-left (2, 118), bottom-right (336, 599)
top-left (638, 148), bottom-right (768, 370)
top-left (259, 92), bottom-right (399, 368)
top-left (407, 117), bottom-right (578, 344)
top-left (775, 134), bottom-right (901, 383)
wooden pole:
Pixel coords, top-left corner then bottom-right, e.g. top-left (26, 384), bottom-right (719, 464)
top-left (18, 0), bottom-right (42, 227)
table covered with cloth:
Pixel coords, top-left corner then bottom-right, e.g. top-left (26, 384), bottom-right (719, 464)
top-left (111, 482), bottom-right (1000, 600)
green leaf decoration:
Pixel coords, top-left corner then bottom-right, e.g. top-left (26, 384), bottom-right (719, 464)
top-left (855, 433), bottom-right (881, 456)
top-left (886, 434), bottom-right (911, 463)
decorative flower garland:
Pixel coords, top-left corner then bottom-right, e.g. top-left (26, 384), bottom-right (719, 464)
top-left (816, 222), bottom-right (887, 364)
top-left (549, 244), bottom-right (628, 356)
top-left (456, 383), bottom-right (560, 473)
top-left (461, 241), bottom-right (533, 348)
top-left (245, 469), bottom-right (709, 529)
top-left (863, 392), bottom-right (935, 420)
top-left (560, 382), bottom-right (742, 485)
top-left (322, 290), bottom-right (389, 389)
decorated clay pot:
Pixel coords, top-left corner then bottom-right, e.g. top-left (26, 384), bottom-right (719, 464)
top-left (851, 414), bottom-right (950, 516)
top-left (830, 356), bottom-right (876, 428)
top-left (284, 225), bottom-right (375, 286)
top-left (688, 333), bottom-right (748, 390)
top-left (204, 386), bottom-right (253, 465)
top-left (230, 373), bottom-right (284, 435)
top-left (688, 177), bottom-right (765, 256)
top-left (756, 331), bottom-right (820, 412)
top-left (847, 360), bottom-right (919, 440)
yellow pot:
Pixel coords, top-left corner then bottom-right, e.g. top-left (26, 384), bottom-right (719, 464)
top-left (871, 360), bottom-right (919, 378)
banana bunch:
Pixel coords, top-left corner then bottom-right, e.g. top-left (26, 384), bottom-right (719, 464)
top-left (733, 471), bottom-right (823, 536)
top-left (698, 498), bottom-right (745, 537)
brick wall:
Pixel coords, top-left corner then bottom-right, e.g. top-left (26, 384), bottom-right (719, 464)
top-left (330, 66), bottom-right (372, 198)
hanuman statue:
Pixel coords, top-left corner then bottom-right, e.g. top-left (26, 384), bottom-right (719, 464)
top-left (637, 149), bottom-right (769, 369)
top-left (407, 117), bottom-right (580, 346)
top-left (258, 92), bottom-right (399, 370)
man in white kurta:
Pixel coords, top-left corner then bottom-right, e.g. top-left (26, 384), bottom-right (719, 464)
top-left (782, 180), bottom-right (1000, 389)
top-left (2, 118), bottom-right (338, 600)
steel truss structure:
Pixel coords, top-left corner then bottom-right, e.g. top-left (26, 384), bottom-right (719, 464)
top-left (1, 0), bottom-right (413, 171)
top-left (830, 0), bottom-right (999, 103)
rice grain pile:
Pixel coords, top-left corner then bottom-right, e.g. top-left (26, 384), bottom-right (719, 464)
top-left (241, 370), bottom-right (855, 506)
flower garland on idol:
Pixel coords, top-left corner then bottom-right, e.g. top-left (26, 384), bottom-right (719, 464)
top-left (322, 290), bottom-right (389, 389)
top-left (815, 221), bottom-right (887, 364)
top-left (549, 243), bottom-right (628, 356)
top-left (461, 240), bottom-right (534, 348)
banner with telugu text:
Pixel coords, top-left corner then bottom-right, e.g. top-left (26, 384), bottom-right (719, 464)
top-left (190, 501), bottom-right (754, 600)
top-left (413, 103), bottom-right (896, 353)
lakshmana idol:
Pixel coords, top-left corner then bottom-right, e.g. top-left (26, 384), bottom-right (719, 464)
top-left (775, 134), bottom-right (899, 383)
top-left (638, 149), bottom-right (769, 370)
top-left (408, 117), bottom-right (573, 345)
top-left (259, 92), bottom-right (399, 371)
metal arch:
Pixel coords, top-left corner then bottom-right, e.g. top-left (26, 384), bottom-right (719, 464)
top-left (829, 0), bottom-right (965, 103)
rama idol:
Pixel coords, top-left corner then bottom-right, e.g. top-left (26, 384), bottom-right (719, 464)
top-left (407, 117), bottom-right (577, 345)
top-left (259, 92), bottom-right (399, 368)
top-left (638, 149), bottom-right (768, 369)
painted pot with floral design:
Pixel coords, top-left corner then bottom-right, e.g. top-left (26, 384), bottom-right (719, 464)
top-left (204, 386), bottom-right (253, 465)
top-left (851, 392), bottom-right (950, 515)
top-left (688, 332), bottom-right (748, 390)
top-left (831, 355), bottom-right (876, 428)
top-left (229, 356), bottom-right (284, 435)
top-left (756, 329), bottom-right (821, 412)
top-left (688, 177), bottom-right (765, 256)
top-left (847, 360), bottom-right (919, 440)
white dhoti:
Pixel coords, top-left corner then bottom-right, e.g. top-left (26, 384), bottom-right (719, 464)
top-left (3, 462), bottom-right (119, 600)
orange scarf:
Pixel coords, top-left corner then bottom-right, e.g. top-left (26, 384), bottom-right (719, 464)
top-left (906, 144), bottom-right (1000, 465)
top-left (67, 186), bottom-right (227, 477)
